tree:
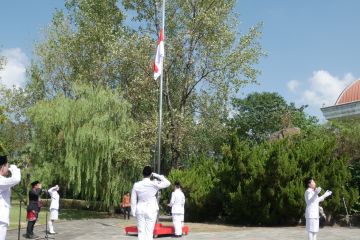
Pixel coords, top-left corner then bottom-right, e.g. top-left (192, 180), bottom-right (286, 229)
top-left (166, 155), bottom-right (221, 221)
top-left (27, 0), bottom-right (158, 169)
top-left (28, 85), bottom-right (146, 207)
top-left (218, 128), bottom-right (358, 225)
top-left (123, 0), bottom-right (264, 169)
top-left (329, 120), bottom-right (360, 212)
top-left (231, 92), bottom-right (318, 143)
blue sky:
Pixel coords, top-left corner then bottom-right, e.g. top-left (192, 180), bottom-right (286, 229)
top-left (1, 0), bottom-right (360, 120)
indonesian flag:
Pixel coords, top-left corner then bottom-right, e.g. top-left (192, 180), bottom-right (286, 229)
top-left (153, 29), bottom-right (164, 80)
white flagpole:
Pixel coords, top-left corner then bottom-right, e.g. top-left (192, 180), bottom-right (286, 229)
top-left (157, 0), bottom-right (165, 175)
top-left (156, 0), bottom-right (165, 224)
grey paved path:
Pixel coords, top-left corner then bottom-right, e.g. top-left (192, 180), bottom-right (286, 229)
top-left (6, 218), bottom-right (360, 240)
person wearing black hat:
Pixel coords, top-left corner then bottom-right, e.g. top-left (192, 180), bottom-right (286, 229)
top-left (131, 166), bottom-right (170, 240)
top-left (25, 181), bottom-right (42, 239)
top-left (0, 155), bottom-right (21, 240)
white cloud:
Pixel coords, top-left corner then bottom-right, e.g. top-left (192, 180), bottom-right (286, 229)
top-left (0, 48), bottom-right (29, 88)
top-left (287, 80), bottom-right (300, 92)
top-left (288, 70), bottom-right (355, 108)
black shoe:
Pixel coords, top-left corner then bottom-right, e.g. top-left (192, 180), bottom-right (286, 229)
top-left (173, 235), bottom-right (182, 238)
top-left (25, 234), bottom-right (37, 239)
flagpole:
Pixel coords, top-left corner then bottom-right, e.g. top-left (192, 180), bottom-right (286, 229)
top-left (157, 0), bottom-right (165, 175)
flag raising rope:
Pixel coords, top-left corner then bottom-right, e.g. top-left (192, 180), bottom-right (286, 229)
top-left (154, 28), bottom-right (164, 80)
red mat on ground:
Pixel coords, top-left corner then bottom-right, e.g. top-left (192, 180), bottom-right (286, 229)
top-left (125, 223), bottom-right (189, 237)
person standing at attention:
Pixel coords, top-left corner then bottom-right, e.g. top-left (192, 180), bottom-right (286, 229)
top-left (304, 177), bottom-right (332, 240)
top-left (122, 192), bottom-right (131, 220)
top-left (168, 181), bottom-right (185, 238)
top-left (0, 155), bottom-right (21, 240)
top-left (131, 166), bottom-right (170, 240)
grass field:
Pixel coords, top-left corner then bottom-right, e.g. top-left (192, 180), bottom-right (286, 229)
top-left (9, 201), bottom-right (109, 230)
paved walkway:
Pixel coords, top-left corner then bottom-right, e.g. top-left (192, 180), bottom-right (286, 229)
top-left (6, 218), bottom-right (360, 240)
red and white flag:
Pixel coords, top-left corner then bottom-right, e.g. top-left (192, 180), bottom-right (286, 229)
top-left (153, 29), bottom-right (164, 80)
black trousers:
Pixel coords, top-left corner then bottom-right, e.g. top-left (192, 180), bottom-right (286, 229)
top-left (26, 220), bottom-right (37, 236)
top-left (123, 207), bottom-right (131, 219)
top-left (26, 211), bottom-right (38, 236)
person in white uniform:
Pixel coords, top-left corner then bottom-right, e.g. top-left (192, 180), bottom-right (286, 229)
top-left (304, 177), bottom-right (332, 240)
top-left (0, 155), bottom-right (21, 240)
top-left (131, 166), bottom-right (170, 240)
top-left (168, 181), bottom-right (185, 238)
top-left (48, 185), bottom-right (60, 234)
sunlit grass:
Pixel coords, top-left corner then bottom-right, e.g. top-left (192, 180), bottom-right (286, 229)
top-left (9, 201), bottom-right (109, 230)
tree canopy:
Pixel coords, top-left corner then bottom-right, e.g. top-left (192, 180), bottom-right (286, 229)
top-left (29, 85), bottom-right (146, 207)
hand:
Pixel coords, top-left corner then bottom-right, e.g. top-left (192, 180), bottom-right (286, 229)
top-left (152, 173), bottom-right (161, 178)
top-left (9, 164), bottom-right (18, 171)
top-left (324, 190), bottom-right (332, 198)
top-left (315, 187), bottom-right (322, 194)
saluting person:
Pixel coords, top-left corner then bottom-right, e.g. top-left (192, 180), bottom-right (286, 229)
top-left (168, 181), bottom-right (185, 238)
top-left (304, 177), bottom-right (332, 240)
top-left (0, 155), bottom-right (21, 240)
top-left (131, 166), bottom-right (170, 240)
top-left (26, 181), bottom-right (42, 239)
top-left (48, 185), bottom-right (60, 234)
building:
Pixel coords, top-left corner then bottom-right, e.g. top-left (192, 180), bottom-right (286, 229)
top-left (321, 79), bottom-right (360, 120)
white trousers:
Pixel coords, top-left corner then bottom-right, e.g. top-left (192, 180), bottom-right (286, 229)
top-left (172, 214), bottom-right (184, 236)
top-left (136, 210), bottom-right (157, 240)
top-left (48, 220), bottom-right (55, 233)
top-left (0, 222), bottom-right (7, 240)
top-left (50, 209), bottom-right (59, 220)
top-left (308, 231), bottom-right (317, 240)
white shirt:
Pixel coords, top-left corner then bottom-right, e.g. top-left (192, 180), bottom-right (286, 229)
top-left (304, 188), bottom-right (326, 219)
top-left (48, 186), bottom-right (60, 210)
top-left (169, 189), bottom-right (185, 214)
top-left (0, 165), bottom-right (21, 225)
top-left (131, 174), bottom-right (170, 216)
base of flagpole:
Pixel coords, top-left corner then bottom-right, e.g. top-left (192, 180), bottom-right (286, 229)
top-left (124, 223), bottom-right (189, 238)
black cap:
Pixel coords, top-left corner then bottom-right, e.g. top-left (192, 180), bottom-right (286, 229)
top-left (143, 166), bottom-right (152, 177)
top-left (31, 181), bottom-right (40, 188)
top-left (0, 155), bottom-right (7, 166)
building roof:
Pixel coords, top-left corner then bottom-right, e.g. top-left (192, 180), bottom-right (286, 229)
top-left (336, 79), bottom-right (360, 105)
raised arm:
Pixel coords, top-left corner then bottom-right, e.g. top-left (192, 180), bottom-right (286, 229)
top-left (305, 188), bottom-right (319, 205)
top-left (0, 165), bottom-right (21, 192)
top-left (152, 173), bottom-right (171, 189)
top-left (48, 185), bottom-right (58, 195)
top-left (318, 190), bottom-right (332, 202)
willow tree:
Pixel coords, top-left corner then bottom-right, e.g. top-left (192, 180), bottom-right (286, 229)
top-left (27, 0), bottom-right (157, 168)
top-left (29, 85), bottom-right (147, 207)
top-left (123, 0), bottom-right (264, 168)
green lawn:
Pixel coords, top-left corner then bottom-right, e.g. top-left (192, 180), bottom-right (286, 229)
top-left (9, 202), bottom-right (109, 230)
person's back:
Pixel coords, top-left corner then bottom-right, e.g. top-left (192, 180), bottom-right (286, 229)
top-left (168, 182), bottom-right (185, 237)
top-left (131, 166), bottom-right (170, 240)
top-left (170, 189), bottom-right (185, 214)
top-left (132, 178), bottom-right (164, 213)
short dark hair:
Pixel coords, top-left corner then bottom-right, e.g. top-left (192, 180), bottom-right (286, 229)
top-left (0, 155), bottom-right (7, 166)
top-left (174, 181), bottom-right (181, 188)
top-left (305, 177), bottom-right (314, 188)
top-left (143, 166), bottom-right (152, 177)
